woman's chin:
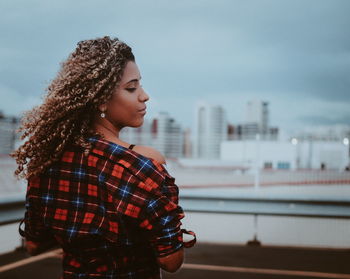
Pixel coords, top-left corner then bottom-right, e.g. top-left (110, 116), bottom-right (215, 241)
top-left (130, 119), bottom-right (144, 128)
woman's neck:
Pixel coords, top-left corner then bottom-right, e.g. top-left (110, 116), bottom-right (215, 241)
top-left (93, 119), bottom-right (130, 147)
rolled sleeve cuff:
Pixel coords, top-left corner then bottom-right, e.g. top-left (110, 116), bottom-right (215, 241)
top-left (149, 224), bottom-right (184, 257)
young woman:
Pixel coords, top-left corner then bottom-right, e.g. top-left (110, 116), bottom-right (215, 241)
top-left (11, 36), bottom-right (196, 279)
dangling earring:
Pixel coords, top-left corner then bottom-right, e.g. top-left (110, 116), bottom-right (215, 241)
top-left (100, 111), bottom-right (106, 118)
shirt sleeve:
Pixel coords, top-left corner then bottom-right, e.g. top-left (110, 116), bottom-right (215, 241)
top-left (137, 181), bottom-right (185, 258)
top-left (19, 178), bottom-right (56, 244)
top-left (108, 162), bottom-right (185, 258)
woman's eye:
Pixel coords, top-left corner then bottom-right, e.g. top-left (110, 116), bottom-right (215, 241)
top-left (126, 88), bottom-right (137, 92)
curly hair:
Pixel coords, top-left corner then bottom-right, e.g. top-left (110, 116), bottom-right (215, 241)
top-left (10, 35), bottom-right (135, 180)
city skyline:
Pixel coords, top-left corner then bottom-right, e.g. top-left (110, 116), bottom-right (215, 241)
top-left (1, 0), bottom-right (349, 137)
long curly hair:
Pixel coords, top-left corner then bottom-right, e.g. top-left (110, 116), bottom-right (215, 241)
top-left (10, 36), bottom-right (135, 180)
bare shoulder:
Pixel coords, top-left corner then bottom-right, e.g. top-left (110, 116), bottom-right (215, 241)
top-left (132, 145), bottom-right (166, 165)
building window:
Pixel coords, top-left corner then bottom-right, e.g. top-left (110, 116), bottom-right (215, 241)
top-left (277, 162), bottom-right (290, 169)
top-left (264, 162), bottom-right (273, 169)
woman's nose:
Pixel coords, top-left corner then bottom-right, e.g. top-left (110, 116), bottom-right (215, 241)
top-left (140, 88), bottom-right (150, 101)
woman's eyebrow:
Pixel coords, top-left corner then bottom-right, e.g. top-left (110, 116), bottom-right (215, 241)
top-left (125, 76), bottom-right (142, 85)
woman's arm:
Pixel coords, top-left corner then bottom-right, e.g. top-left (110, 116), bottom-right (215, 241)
top-left (157, 247), bottom-right (184, 273)
top-left (19, 190), bottom-right (59, 256)
top-left (107, 147), bottom-right (196, 272)
top-left (25, 240), bottom-right (40, 255)
top-left (24, 239), bottom-right (58, 256)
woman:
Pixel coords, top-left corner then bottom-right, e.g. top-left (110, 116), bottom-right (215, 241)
top-left (11, 36), bottom-right (196, 279)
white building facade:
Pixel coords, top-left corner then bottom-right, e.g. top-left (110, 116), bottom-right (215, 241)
top-left (0, 115), bottom-right (20, 155)
top-left (193, 102), bottom-right (227, 159)
top-left (153, 112), bottom-right (183, 158)
top-left (120, 118), bottom-right (153, 146)
top-left (120, 112), bottom-right (183, 158)
top-left (221, 138), bottom-right (349, 171)
top-left (245, 99), bottom-right (269, 135)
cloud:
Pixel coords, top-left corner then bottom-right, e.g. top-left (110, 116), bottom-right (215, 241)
top-left (0, 0), bottom-right (349, 135)
top-left (0, 84), bottom-right (42, 117)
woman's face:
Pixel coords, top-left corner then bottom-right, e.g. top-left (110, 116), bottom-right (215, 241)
top-left (103, 60), bottom-right (150, 128)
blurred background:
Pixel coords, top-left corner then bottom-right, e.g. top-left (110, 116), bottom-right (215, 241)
top-left (1, 0), bottom-right (350, 278)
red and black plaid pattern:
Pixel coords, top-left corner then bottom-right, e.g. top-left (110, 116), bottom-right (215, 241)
top-left (20, 134), bottom-right (196, 279)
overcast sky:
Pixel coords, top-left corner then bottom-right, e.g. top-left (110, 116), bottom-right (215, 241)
top-left (1, 0), bottom-right (349, 136)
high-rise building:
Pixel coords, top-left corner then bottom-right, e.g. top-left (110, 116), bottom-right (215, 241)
top-left (244, 99), bottom-right (269, 135)
top-left (183, 127), bottom-right (192, 158)
top-left (0, 113), bottom-right (20, 154)
top-left (230, 99), bottom-right (279, 140)
top-left (193, 102), bottom-right (227, 159)
top-left (120, 118), bottom-right (153, 146)
top-left (153, 111), bottom-right (182, 159)
top-left (120, 112), bottom-right (183, 159)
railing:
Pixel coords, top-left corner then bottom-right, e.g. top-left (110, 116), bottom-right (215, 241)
top-left (179, 193), bottom-right (350, 218)
top-left (0, 195), bottom-right (25, 226)
top-left (178, 191), bottom-right (350, 246)
top-left (1, 191), bottom-right (350, 250)
top-left (2, 193), bottom-right (350, 226)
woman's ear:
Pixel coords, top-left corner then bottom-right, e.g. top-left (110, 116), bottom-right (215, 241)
top-left (98, 104), bottom-right (107, 112)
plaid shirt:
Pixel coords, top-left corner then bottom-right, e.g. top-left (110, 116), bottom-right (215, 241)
top-left (19, 134), bottom-right (196, 279)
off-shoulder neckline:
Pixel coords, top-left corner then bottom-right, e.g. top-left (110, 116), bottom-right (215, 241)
top-left (88, 134), bottom-right (168, 173)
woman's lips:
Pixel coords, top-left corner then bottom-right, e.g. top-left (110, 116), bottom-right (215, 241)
top-left (139, 109), bottom-right (146, 114)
